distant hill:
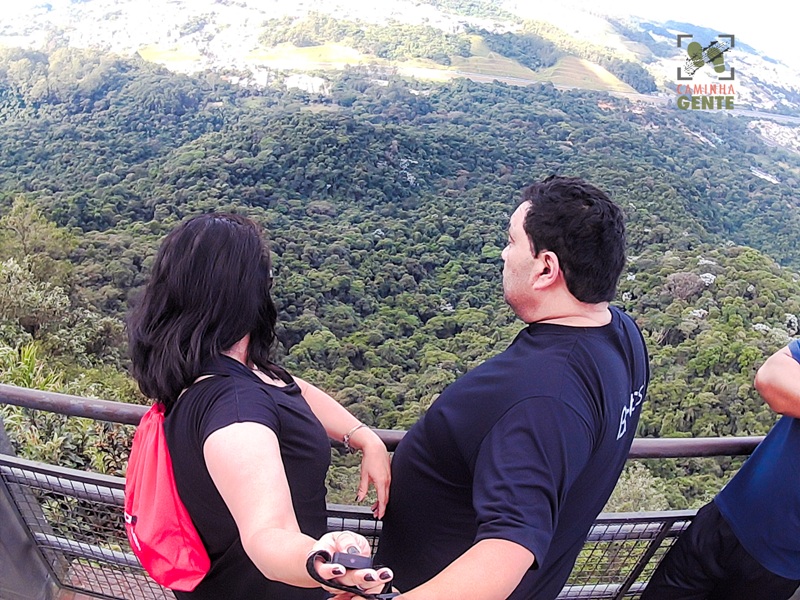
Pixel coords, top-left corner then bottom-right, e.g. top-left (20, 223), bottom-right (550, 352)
top-left (1, 0), bottom-right (799, 115)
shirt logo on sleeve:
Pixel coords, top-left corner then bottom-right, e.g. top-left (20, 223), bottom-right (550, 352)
top-left (617, 385), bottom-right (645, 440)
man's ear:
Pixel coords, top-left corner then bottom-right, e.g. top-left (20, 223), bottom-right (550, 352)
top-left (532, 251), bottom-right (561, 289)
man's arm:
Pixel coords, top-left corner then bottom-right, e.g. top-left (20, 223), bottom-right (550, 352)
top-left (396, 539), bottom-right (534, 600)
top-left (753, 342), bottom-right (800, 418)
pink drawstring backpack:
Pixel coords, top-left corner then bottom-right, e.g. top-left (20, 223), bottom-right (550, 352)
top-left (124, 403), bottom-right (210, 591)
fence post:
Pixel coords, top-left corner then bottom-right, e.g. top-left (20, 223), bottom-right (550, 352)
top-left (0, 415), bottom-right (60, 600)
top-left (0, 413), bottom-right (14, 455)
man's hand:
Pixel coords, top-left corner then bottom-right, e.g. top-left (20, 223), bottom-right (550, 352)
top-left (396, 538), bottom-right (533, 600)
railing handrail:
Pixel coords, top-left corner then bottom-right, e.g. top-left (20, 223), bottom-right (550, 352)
top-left (0, 383), bottom-right (764, 457)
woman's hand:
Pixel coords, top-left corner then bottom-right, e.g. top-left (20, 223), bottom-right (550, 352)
top-left (310, 531), bottom-right (393, 598)
top-left (348, 427), bottom-right (391, 518)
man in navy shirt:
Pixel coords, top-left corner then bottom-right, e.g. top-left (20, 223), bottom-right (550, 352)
top-left (377, 176), bottom-right (650, 599)
top-left (641, 341), bottom-right (800, 600)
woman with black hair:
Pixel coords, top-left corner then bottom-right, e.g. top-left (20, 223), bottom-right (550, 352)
top-left (128, 213), bottom-right (392, 599)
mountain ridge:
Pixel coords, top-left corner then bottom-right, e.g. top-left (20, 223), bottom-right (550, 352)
top-left (2, 0), bottom-right (799, 116)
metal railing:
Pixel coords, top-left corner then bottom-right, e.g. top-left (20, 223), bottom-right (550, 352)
top-left (0, 383), bottom-right (764, 456)
top-left (0, 384), bottom-right (764, 600)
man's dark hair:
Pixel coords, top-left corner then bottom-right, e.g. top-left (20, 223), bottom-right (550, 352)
top-left (128, 213), bottom-right (277, 408)
top-left (521, 175), bottom-right (625, 303)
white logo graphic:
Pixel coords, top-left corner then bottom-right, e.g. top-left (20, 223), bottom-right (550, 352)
top-left (617, 385), bottom-right (645, 440)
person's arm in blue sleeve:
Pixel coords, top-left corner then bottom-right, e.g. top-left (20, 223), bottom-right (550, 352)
top-left (753, 340), bottom-right (800, 418)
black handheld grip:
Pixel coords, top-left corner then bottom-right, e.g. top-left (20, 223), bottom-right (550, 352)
top-left (331, 551), bottom-right (374, 570)
top-left (305, 549), bottom-right (397, 599)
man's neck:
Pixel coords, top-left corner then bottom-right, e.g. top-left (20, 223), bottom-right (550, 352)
top-left (530, 301), bottom-right (612, 327)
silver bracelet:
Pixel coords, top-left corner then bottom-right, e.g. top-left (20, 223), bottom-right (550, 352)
top-left (343, 423), bottom-right (368, 453)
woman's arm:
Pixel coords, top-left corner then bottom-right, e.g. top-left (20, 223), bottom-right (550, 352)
top-left (294, 377), bottom-right (391, 518)
top-left (204, 421), bottom-right (389, 589)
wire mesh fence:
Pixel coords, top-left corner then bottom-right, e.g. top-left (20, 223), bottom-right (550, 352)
top-left (559, 514), bottom-right (691, 599)
top-left (0, 455), bottom-right (174, 600)
top-left (326, 503), bottom-right (383, 555)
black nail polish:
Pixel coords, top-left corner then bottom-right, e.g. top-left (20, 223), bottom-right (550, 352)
top-left (379, 572), bottom-right (392, 580)
top-left (332, 568), bottom-right (344, 576)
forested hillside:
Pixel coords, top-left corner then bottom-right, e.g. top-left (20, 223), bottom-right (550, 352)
top-left (253, 12), bottom-right (655, 92)
top-left (1, 46), bottom-right (799, 506)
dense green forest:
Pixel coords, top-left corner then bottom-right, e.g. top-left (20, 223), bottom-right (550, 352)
top-left (259, 13), bottom-right (471, 65)
top-left (1, 46), bottom-right (799, 507)
top-left (415, 0), bottom-right (518, 21)
top-left (475, 29), bottom-right (564, 72)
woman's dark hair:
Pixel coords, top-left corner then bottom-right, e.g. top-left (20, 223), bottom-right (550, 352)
top-left (521, 175), bottom-right (626, 303)
top-left (128, 213), bottom-right (277, 407)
